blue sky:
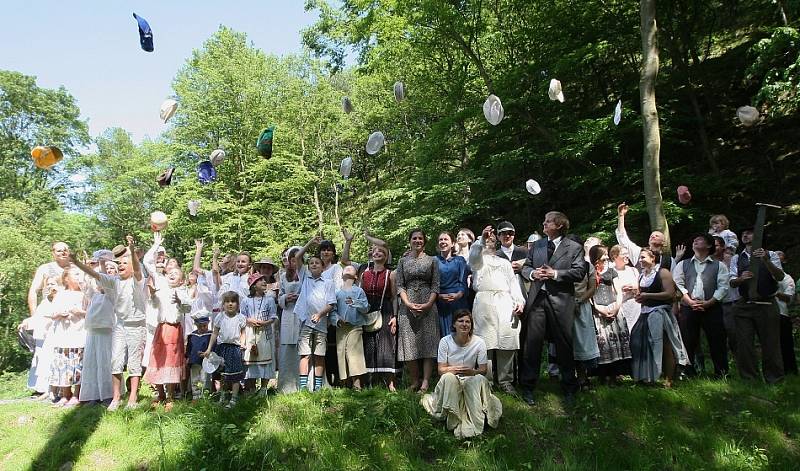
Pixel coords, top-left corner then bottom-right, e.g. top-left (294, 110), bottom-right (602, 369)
top-left (0, 1), bottom-right (318, 143)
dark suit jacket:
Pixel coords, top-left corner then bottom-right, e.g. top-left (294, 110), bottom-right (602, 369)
top-left (521, 237), bottom-right (586, 315)
top-left (497, 244), bottom-right (530, 299)
top-left (496, 245), bottom-right (528, 263)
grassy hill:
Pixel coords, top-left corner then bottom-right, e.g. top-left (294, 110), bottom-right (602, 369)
top-left (1, 371), bottom-right (799, 470)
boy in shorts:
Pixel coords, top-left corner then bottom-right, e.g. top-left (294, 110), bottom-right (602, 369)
top-left (294, 243), bottom-right (336, 392)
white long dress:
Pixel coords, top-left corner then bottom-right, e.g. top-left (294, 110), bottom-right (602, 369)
top-left (468, 241), bottom-right (524, 351)
top-left (277, 272), bottom-right (301, 393)
top-left (28, 295), bottom-right (57, 393)
top-left (80, 280), bottom-right (116, 402)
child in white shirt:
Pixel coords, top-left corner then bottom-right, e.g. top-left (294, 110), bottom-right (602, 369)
top-left (295, 237), bottom-right (336, 392)
top-left (203, 291), bottom-right (246, 408)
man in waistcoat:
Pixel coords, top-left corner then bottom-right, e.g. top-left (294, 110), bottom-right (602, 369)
top-left (673, 234), bottom-right (730, 377)
top-left (729, 229), bottom-right (785, 383)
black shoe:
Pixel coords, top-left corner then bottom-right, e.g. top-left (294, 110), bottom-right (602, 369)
top-left (522, 389), bottom-right (535, 406)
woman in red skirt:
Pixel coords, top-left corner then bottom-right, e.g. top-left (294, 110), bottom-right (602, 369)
top-left (144, 234), bottom-right (191, 410)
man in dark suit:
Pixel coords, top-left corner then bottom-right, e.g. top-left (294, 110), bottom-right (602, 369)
top-left (520, 211), bottom-right (586, 406)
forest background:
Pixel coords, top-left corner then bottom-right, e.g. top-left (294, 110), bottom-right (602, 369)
top-left (1, 0), bottom-right (799, 372)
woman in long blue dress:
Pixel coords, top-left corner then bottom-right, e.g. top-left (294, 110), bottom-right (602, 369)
top-left (435, 232), bottom-right (470, 338)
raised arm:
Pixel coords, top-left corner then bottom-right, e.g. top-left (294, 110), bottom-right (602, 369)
top-left (364, 230), bottom-right (389, 249)
top-left (27, 266), bottom-right (46, 315)
top-left (143, 232), bottom-right (163, 278)
top-left (615, 203), bottom-right (643, 263)
top-left (127, 235), bottom-right (142, 281)
top-left (470, 226), bottom-right (493, 271)
top-left (340, 228), bottom-right (354, 266)
top-left (212, 245), bottom-right (221, 291)
top-left (69, 252), bottom-right (102, 282)
top-left (193, 239), bottom-right (205, 275)
top-left (296, 235), bottom-right (320, 267)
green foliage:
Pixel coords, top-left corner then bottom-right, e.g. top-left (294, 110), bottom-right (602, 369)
top-left (747, 27), bottom-right (800, 117)
top-left (0, 70), bottom-right (90, 200)
top-left (0, 197), bottom-right (111, 371)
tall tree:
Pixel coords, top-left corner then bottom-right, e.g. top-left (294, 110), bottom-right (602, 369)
top-left (0, 70), bottom-right (89, 201)
top-left (639, 0), bottom-right (670, 248)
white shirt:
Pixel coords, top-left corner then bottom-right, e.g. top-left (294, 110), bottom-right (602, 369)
top-left (98, 274), bottom-right (147, 322)
top-left (322, 263), bottom-right (344, 290)
top-left (437, 334), bottom-right (488, 368)
top-left (220, 272), bottom-right (250, 301)
top-left (49, 290), bottom-right (86, 348)
top-left (213, 312), bottom-right (246, 345)
top-left (729, 250), bottom-right (784, 279)
top-left (85, 282), bottom-right (117, 330)
top-left (295, 265), bottom-right (337, 333)
top-left (709, 229), bottom-right (739, 250)
top-left (673, 256), bottom-right (729, 302)
top-left (776, 276), bottom-right (795, 317)
top-left (615, 227), bottom-right (677, 271)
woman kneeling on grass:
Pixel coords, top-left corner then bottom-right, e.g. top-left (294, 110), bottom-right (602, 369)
top-left (421, 309), bottom-right (502, 439)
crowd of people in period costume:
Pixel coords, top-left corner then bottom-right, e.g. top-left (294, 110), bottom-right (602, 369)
top-left (18, 205), bottom-right (797, 438)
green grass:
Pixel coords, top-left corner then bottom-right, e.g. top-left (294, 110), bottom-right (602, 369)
top-left (0, 374), bottom-right (799, 470)
top-left (0, 371), bottom-right (30, 400)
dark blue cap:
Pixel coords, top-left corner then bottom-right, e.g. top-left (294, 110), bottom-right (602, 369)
top-left (133, 13), bottom-right (154, 52)
top-left (197, 160), bottom-right (217, 184)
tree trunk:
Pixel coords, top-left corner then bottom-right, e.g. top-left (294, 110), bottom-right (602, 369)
top-left (639, 0), bottom-right (671, 250)
top-left (777, 0), bottom-right (789, 25)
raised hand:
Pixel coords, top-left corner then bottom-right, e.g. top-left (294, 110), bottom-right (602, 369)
top-left (195, 239), bottom-right (204, 250)
top-left (126, 234), bottom-right (135, 248)
top-left (153, 231), bottom-right (163, 248)
top-left (617, 203), bottom-right (629, 217)
top-left (342, 227), bottom-right (354, 242)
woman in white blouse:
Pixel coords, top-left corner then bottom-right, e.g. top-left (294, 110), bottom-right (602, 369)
top-left (421, 310), bottom-right (502, 438)
top-left (49, 267), bottom-right (87, 407)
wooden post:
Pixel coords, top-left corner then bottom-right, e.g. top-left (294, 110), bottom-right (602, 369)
top-left (748, 203), bottom-right (781, 300)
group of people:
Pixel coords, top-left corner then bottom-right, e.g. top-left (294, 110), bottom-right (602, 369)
top-left (19, 205), bottom-right (796, 438)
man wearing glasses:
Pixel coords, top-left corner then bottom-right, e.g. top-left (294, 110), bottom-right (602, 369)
top-left (495, 221), bottom-right (529, 298)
